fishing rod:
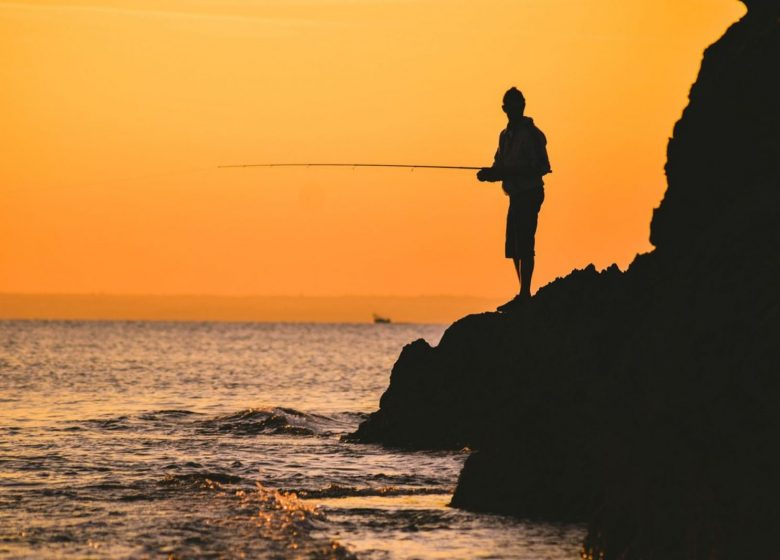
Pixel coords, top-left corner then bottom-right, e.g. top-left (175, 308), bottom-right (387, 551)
top-left (217, 163), bottom-right (482, 171)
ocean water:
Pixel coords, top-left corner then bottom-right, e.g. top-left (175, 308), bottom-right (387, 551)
top-left (0, 320), bottom-right (584, 559)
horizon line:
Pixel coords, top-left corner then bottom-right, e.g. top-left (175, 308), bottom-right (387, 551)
top-left (0, 292), bottom-right (505, 324)
top-left (0, 292), bottom-right (505, 300)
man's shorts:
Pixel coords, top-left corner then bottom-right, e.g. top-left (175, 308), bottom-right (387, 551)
top-left (505, 188), bottom-right (544, 259)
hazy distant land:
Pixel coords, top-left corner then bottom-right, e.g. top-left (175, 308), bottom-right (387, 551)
top-left (0, 294), bottom-right (503, 324)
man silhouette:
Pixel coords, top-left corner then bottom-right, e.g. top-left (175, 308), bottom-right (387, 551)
top-left (477, 87), bottom-right (551, 310)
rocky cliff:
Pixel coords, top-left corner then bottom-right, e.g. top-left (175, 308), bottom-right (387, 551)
top-left (350, 2), bottom-right (779, 558)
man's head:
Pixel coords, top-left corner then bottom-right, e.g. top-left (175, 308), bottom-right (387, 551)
top-left (502, 87), bottom-right (526, 121)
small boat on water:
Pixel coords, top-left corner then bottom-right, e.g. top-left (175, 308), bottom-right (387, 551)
top-left (372, 313), bottom-right (391, 324)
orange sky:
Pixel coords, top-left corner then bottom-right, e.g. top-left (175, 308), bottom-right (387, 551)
top-left (0, 0), bottom-right (744, 300)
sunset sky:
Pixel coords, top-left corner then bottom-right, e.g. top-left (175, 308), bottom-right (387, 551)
top-left (1, 0), bottom-right (744, 304)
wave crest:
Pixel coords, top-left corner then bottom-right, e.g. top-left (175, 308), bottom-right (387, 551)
top-left (197, 407), bottom-right (329, 437)
top-left (293, 483), bottom-right (447, 500)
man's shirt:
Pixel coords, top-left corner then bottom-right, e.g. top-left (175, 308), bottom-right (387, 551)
top-left (493, 116), bottom-right (552, 195)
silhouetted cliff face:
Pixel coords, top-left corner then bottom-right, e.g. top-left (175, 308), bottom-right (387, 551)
top-left (350, 3), bottom-right (779, 558)
top-left (651, 3), bottom-right (779, 254)
top-left (581, 5), bottom-right (780, 558)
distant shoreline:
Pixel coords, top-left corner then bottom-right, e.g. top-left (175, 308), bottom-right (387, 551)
top-left (0, 293), bottom-right (503, 324)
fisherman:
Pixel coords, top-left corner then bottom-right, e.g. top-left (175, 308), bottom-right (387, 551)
top-left (477, 87), bottom-right (551, 311)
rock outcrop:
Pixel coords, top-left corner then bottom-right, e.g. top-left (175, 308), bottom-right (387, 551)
top-left (351, 2), bottom-right (779, 558)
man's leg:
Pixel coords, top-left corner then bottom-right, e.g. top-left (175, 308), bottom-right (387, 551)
top-left (513, 258), bottom-right (522, 292)
top-left (518, 188), bottom-right (543, 299)
top-left (520, 256), bottom-right (535, 298)
top-left (497, 258), bottom-right (523, 311)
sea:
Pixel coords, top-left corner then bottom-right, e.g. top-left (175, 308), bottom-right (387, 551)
top-left (0, 320), bottom-right (584, 559)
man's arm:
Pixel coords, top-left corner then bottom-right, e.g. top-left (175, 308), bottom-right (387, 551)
top-left (495, 162), bottom-right (550, 180)
top-left (477, 137), bottom-right (505, 182)
top-left (477, 166), bottom-right (503, 182)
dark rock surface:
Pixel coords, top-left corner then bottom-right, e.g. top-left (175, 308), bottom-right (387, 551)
top-left (350, 2), bottom-right (779, 558)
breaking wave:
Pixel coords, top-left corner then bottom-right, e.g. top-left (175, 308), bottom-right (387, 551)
top-left (292, 483), bottom-right (447, 500)
top-left (197, 407), bottom-right (319, 436)
top-left (78, 406), bottom-right (360, 438)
